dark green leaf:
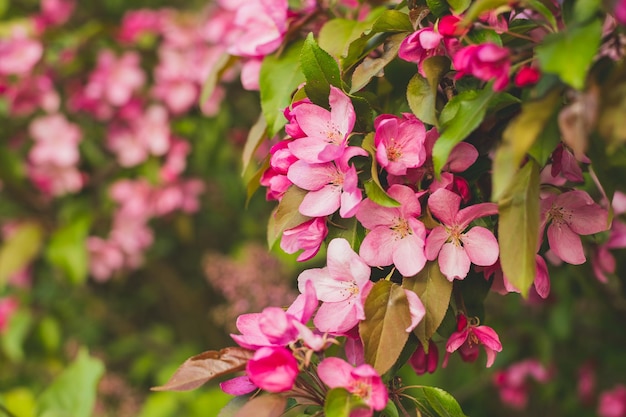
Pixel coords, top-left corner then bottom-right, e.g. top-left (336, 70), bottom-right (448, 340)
top-left (301, 33), bottom-right (342, 107)
top-left (324, 388), bottom-right (368, 417)
top-left (536, 19), bottom-right (602, 90)
top-left (524, 0), bottom-right (558, 30)
top-left (382, 400), bottom-right (400, 417)
top-left (491, 89), bottom-right (561, 201)
top-left (327, 216), bottom-right (360, 249)
top-left (426, 0), bottom-right (450, 17)
top-left (432, 87), bottom-right (495, 175)
top-left (1, 309), bottom-right (32, 362)
top-left (573, 0), bottom-right (601, 23)
top-left (528, 111), bottom-right (561, 166)
top-left (260, 41), bottom-right (306, 136)
top-left (406, 56), bottom-right (450, 127)
top-left (370, 10), bottom-right (413, 33)
top-left (360, 280), bottom-right (413, 375)
top-left (200, 52), bottom-right (237, 108)
top-left (37, 349), bottom-right (105, 417)
top-left (403, 261), bottom-right (452, 349)
top-left (497, 160), bottom-right (540, 297)
top-left (422, 387), bottom-right (468, 417)
top-left (319, 19), bottom-right (372, 61)
top-left (447, 0), bottom-right (471, 14)
top-left (461, 0), bottom-right (509, 23)
top-left (45, 214), bottom-right (92, 285)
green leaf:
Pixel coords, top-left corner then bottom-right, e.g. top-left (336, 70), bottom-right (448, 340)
top-left (1, 309), bottom-right (33, 362)
top-left (260, 41), bottom-right (306, 136)
top-left (217, 396), bottom-right (250, 417)
top-left (426, 0), bottom-right (450, 17)
top-left (360, 280), bottom-right (413, 375)
top-left (233, 395), bottom-right (286, 417)
top-left (462, 0), bottom-right (511, 24)
top-left (573, 0), bottom-right (601, 23)
top-left (536, 19), bottom-right (602, 90)
top-left (301, 33), bottom-right (342, 108)
top-left (497, 160), bottom-right (540, 297)
top-left (491, 89), bottom-right (561, 201)
top-left (361, 133), bottom-right (400, 207)
top-left (403, 261), bottom-right (452, 349)
top-left (370, 10), bottom-right (413, 33)
top-left (406, 56), bottom-right (450, 127)
top-left (447, 0), bottom-right (471, 14)
top-left (327, 216), bottom-right (360, 249)
top-left (200, 52), bottom-right (237, 108)
top-left (422, 387), bottom-right (468, 417)
top-left (432, 87), bottom-right (495, 175)
top-left (524, 0), bottom-right (558, 30)
top-left (37, 349), bottom-right (105, 417)
top-left (350, 33), bottom-right (404, 94)
top-left (267, 186), bottom-right (311, 248)
top-left (382, 400), bottom-right (400, 417)
top-left (0, 222), bottom-right (43, 288)
top-left (241, 114), bottom-right (267, 176)
top-left (319, 19), bottom-right (372, 61)
top-left (324, 388), bottom-right (368, 417)
top-left (528, 111), bottom-right (561, 166)
top-left (45, 214), bottom-right (92, 285)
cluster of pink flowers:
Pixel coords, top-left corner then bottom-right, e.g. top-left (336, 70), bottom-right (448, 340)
top-left (493, 359), bottom-right (551, 409)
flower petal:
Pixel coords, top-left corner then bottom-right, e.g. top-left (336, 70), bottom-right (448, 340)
top-left (547, 223), bottom-right (586, 264)
top-left (428, 188), bottom-right (460, 226)
top-left (439, 242), bottom-right (471, 281)
top-left (462, 226), bottom-right (499, 266)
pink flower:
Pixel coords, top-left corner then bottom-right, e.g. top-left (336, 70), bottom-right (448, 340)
top-left (86, 237), bottom-right (125, 282)
top-left (493, 359), bottom-right (550, 409)
top-left (288, 147), bottom-right (367, 218)
top-left (118, 9), bottom-right (163, 43)
top-left (0, 30), bottom-right (43, 76)
top-left (37, 0), bottom-right (75, 28)
top-left (297, 238), bottom-right (372, 334)
top-left (540, 190), bottom-right (609, 265)
top-left (0, 297), bottom-right (18, 333)
top-left (227, 0), bottom-right (288, 57)
top-left (84, 50), bottom-right (146, 107)
top-left (444, 314), bottom-right (502, 368)
top-left (5, 74), bottom-right (60, 116)
top-left (374, 113), bottom-right (427, 176)
top-left (280, 217), bottom-right (328, 262)
top-left (29, 114), bottom-right (82, 167)
top-left (288, 86), bottom-right (356, 164)
top-left (318, 357), bottom-right (388, 415)
top-left (398, 28), bottom-right (446, 76)
top-left (219, 375), bottom-right (258, 396)
top-left (453, 43), bottom-right (511, 91)
top-left (437, 15), bottom-right (467, 37)
top-left (260, 140), bottom-right (298, 201)
top-left (514, 66), bottom-right (541, 87)
top-left (616, 0), bottom-right (626, 25)
top-left (598, 385), bottom-right (626, 417)
top-left (592, 220), bottom-right (626, 282)
top-left (426, 188), bottom-right (499, 281)
top-left (246, 346), bottom-right (299, 393)
top-left (356, 184), bottom-right (428, 277)
top-left (550, 144), bottom-right (585, 183)
top-left (409, 340), bottom-right (439, 375)
top-left (28, 164), bottom-right (85, 196)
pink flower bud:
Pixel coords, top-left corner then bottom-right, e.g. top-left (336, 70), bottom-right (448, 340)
top-left (246, 347), bottom-right (299, 393)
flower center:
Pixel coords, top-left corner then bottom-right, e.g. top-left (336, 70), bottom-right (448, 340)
top-left (391, 217), bottom-right (412, 239)
top-left (325, 122), bottom-right (343, 145)
top-left (350, 380), bottom-right (371, 401)
top-left (446, 225), bottom-right (464, 246)
top-left (548, 205), bottom-right (573, 225)
top-left (386, 139), bottom-right (402, 162)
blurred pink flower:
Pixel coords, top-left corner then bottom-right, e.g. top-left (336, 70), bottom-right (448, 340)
top-left (246, 346), bottom-right (299, 393)
top-left (599, 385), bottom-right (626, 417)
top-left (280, 217), bottom-right (328, 262)
top-left (409, 340), bottom-right (439, 375)
top-left (85, 50), bottom-right (146, 107)
top-left (493, 359), bottom-right (551, 409)
top-left (0, 297), bottom-right (18, 333)
top-left (453, 43), bottom-right (511, 91)
top-left (227, 0), bottom-right (288, 57)
top-left (318, 357), bottom-right (388, 416)
top-left (0, 30), bottom-right (43, 76)
top-left (87, 237), bottom-right (125, 282)
top-left (29, 114), bottom-right (82, 167)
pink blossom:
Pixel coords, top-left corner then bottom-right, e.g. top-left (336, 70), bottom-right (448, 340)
top-left (227, 0), bottom-right (288, 57)
top-left (409, 340), bottom-right (439, 375)
top-left (318, 357), bottom-right (388, 415)
top-left (288, 86), bottom-right (356, 164)
top-left (592, 220), bottom-right (626, 282)
top-left (437, 15), bottom-right (467, 37)
top-left (246, 346), bottom-right (299, 393)
top-left (84, 50), bottom-right (146, 107)
top-left (444, 314), bottom-right (502, 368)
top-left (29, 114), bottom-right (82, 167)
top-left (599, 385), bottom-right (626, 417)
top-left (37, 0), bottom-right (75, 28)
top-left (240, 58), bottom-right (262, 91)
top-left (28, 164), bottom-right (84, 196)
top-left (284, 98), bottom-right (311, 139)
top-left (550, 143), bottom-right (585, 183)
top-left (398, 28), bottom-right (446, 76)
top-left (514, 66), bottom-right (541, 87)
top-left (540, 190), bottom-right (609, 265)
top-left (481, 255), bottom-right (551, 299)
top-left (0, 297), bottom-right (18, 333)
top-left (374, 113), bottom-right (427, 176)
top-left (426, 188), bottom-right (499, 281)
top-left (160, 138), bottom-right (191, 182)
top-left (288, 147), bottom-right (367, 218)
top-left (118, 9), bottom-right (163, 43)
top-left (453, 43), bottom-right (511, 91)
top-left (493, 359), bottom-right (550, 409)
top-left (280, 217), bottom-right (328, 262)
top-left (297, 238), bottom-right (372, 334)
top-left (356, 184), bottom-right (428, 277)
top-left (479, 10), bottom-right (509, 33)
top-left (0, 30), bottom-right (43, 76)
top-left (616, 0), bottom-right (626, 25)
top-left (260, 140), bottom-right (298, 201)
top-left (219, 375), bottom-right (258, 396)
top-left (87, 237), bottom-right (125, 282)
top-left (5, 73), bottom-right (60, 116)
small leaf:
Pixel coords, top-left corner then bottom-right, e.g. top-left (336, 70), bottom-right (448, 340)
top-left (324, 388), bottom-right (369, 417)
top-left (241, 114), bottom-right (267, 176)
top-left (36, 348), bottom-right (105, 417)
top-left (319, 19), bottom-right (372, 61)
top-left (432, 87), bottom-right (495, 175)
top-left (267, 185), bottom-right (311, 248)
top-left (360, 280), bottom-right (413, 375)
top-left (370, 10), bottom-right (413, 33)
top-left (350, 33), bottom-right (404, 93)
top-left (382, 399), bottom-right (400, 417)
top-left (528, 111), bottom-right (561, 166)
top-left (260, 41), bottom-right (306, 136)
top-left (217, 396), bottom-right (251, 417)
top-left (152, 347), bottom-right (254, 392)
top-left (406, 56), bottom-right (450, 126)
top-left (1, 309), bottom-right (32, 362)
top-left (447, 0), bottom-right (471, 14)
top-left (301, 33), bottom-right (342, 107)
top-left (524, 0), bottom-right (558, 30)
top-left (536, 19), bottom-right (602, 90)
top-left (200, 52), bottom-right (237, 107)
top-left (497, 160), bottom-right (540, 297)
top-left (491, 89), bottom-right (561, 201)
top-left (403, 261), bottom-right (452, 349)
top-left (233, 395), bottom-right (286, 417)
top-left (45, 214), bottom-right (92, 285)
top-left (0, 221), bottom-right (43, 288)
top-left (426, 0), bottom-right (450, 17)
top-left (421, 387), bottom-right (468, 417)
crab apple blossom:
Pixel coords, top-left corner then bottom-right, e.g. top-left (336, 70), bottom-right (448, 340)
top-left (297, 238), bottom-right (372, 334)
top-left (28, 114), bottom-right (82, 167)
top-left (280, 217), bottom-right (328, 262)
top-left (260, 140), bottom-right (298, 201)
top-left (374, 113), bottom-right (427, 176)
top-left (226, 0), bottom-right (288, 58)
top-left (426, 188), bottom-right (499, 281)
top-left (598, 385), bottom-right (626, 417)
top-left (318, 357), bottom-right (388, 416)
top-left (617, 0), bottom-right (626, 25)
top-left (409, 340), bottom-right (439, 375)
top-left (398, 27), bottom-right (446, 76)
top-left (246, 346), bottom-right (299, 393)
top-left (514, 66), bottom-right (541, 87)
top-left (453, 43), bottom-right (511, 91)
top-left (0, 297), bottom-right (18, 333)
top-left (540, 190), bottom-right (609, 265)
top-left (86, 237), bottom-right (125, 282)
top-left (0, 29), bottom-right (43, 76)
top-left (288, 86), bottom-right (356, 164)
top-left (444, 313), bottom-right (502, 368)
top-left (288, 146), bottom-right (367, 218)
top-left (356, 184), bottom-right (427, 277)
top-left (84, 50), bottom-right (146, 107)
top-left (493, 359), bottom-right (551, 409)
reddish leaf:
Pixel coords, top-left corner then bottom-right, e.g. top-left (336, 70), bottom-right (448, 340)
top-left (152, 347), bottom-right (254, 392)
top-left (233, 394), bottom-right (287, 417)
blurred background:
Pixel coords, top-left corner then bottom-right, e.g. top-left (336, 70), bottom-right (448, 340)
top-left (0, 1), bottom-right (625, 416)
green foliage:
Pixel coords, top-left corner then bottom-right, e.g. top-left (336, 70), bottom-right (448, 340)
top-left (324, 388), bottom-right (368, 417)
top-left (301, 33), bottom-right (343, 108)
top-left (0, 222), bottom-right (43, 289)
top-left (407, 56), bottom-right (450, 127)
top-left (45, 214), bottom-right (92, 285)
